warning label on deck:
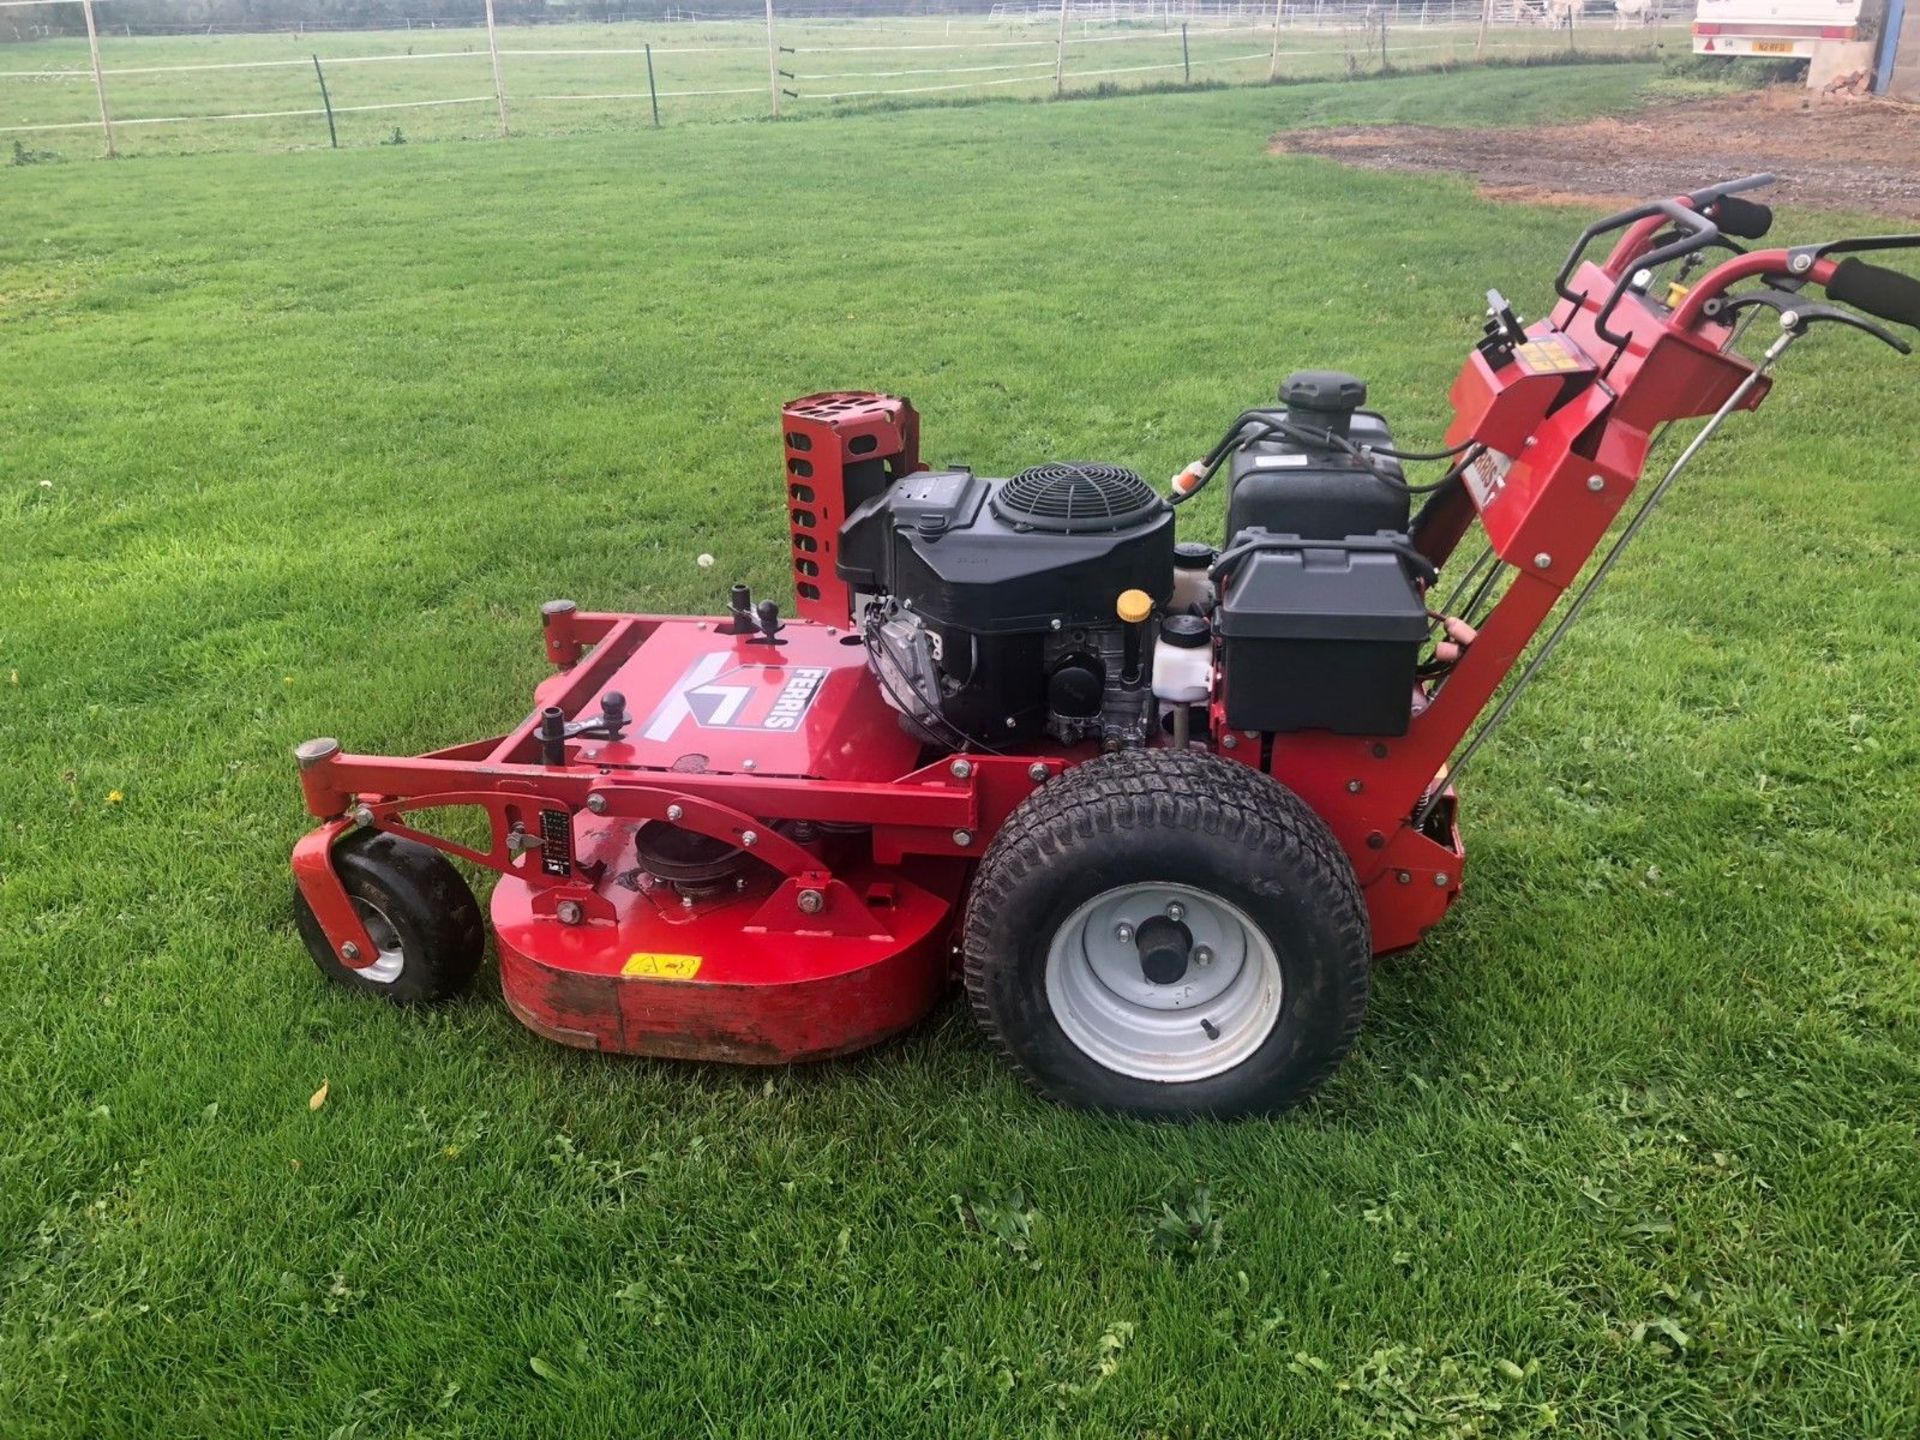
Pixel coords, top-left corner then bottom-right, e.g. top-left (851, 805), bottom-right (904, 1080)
top-left (622, 952), bottom-right (703, 980)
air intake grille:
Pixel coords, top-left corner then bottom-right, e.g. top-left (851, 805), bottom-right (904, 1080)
top-left (991, 462), bottom-right (1160, 534)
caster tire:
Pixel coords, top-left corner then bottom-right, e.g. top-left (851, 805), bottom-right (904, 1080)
top-left (293, 831), bottom-right (485, 1004)
top-left (963, 749), bottom-right (1370, 1119)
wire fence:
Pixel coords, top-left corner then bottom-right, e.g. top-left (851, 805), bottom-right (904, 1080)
top-left (1, 0), bottom-right (1694, 161)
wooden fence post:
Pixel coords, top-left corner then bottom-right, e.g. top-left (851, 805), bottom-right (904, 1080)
top-left (1054, 0), bottom-right (1071, 96)
top-left (1268, 0), bottom-right (1285, 79)
top-left (483, 0), bottom-right (510, 138)
top-left (765, 0), bottom-right (781, 117)
top-left (81, 0), bottom-right (114, 158)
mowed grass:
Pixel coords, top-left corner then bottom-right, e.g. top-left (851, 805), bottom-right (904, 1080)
top-left (0, 14), bottom-right (1685, 159)
top-left (4, 64), bottom-right (1919, 1437)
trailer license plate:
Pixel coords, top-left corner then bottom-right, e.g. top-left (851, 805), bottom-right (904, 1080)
top-left (1752, 39), bottom-right (1795, 53)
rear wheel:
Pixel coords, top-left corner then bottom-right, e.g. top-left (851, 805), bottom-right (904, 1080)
top-left (963, 749), bottom-right (1370, 1119)
top-left (293, 831), bottom-right (485, 1004)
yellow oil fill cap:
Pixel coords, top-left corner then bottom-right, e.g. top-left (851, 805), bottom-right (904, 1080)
top-left (1116, 589), bottom-right (1152, 625)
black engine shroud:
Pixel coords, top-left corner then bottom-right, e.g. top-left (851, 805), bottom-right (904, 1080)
top-left (837, 464), bottom-right (1173, 743)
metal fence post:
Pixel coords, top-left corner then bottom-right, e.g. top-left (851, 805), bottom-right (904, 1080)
top-left (483, 0), bottom-right (510, 138)
top-left (1268, 0), bottom-right (1285, 79)
top-left (1181, 20), bottom-right (1189, 82)
top-left (764, 0), bottom-right (781, 117)
top-left (80, 0), bottom-right (114, 158)
top-left (311, 55), bottom-right (338, 148)
top-left (645, 41), bottom-right (660, 127)
top-left (1054, 0), bottom-right (1070, 96)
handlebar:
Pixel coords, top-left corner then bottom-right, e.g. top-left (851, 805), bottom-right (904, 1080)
top-left (1556, 174), bottom-right (1775, 302)
top-left (1827, 258), bottom-right (1920, 331)
top-left (1713, 193), bottom-right (1773, 242)
top-left (1590, 201), bottom-right (1723, 347)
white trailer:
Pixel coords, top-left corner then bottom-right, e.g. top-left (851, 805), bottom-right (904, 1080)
top-left (1691, 0), bottom-right (1871, 57)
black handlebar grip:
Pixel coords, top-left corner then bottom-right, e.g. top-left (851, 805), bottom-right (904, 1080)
top-left (1828, 257), bottom-right (1920, 331)
top-left (1713, 194), bottom-right (1773, 240)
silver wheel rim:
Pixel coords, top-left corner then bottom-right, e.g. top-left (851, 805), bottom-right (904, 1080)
top-left (353, 899), bottom-right (406, 985)
top-left (1043, 881), bottom-right (1283, 1083)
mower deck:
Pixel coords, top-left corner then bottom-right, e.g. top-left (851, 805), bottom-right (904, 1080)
top-left (494, 835), bottom-right (964, 1062)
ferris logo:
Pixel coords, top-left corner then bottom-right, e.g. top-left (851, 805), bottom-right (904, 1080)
top-left (641, 653), bottom-right (829, 740)
top-left (1465, 447), bottom-right (1513, 510)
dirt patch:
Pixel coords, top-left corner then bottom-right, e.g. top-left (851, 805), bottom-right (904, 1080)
top-left (1270, 88), bottom-right (1920, 219)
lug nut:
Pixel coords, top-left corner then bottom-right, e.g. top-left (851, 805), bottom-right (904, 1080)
top-left (556, 900), bottom-right (584, 926)
top-left (340, 942), bottom-right (361, 962)
top-left (1194, 946), bottom-right (1213, 967)
top-left (666, 803), bottom-right (684, 822)
top-left (950, 758), bottom-right (974, 779)
top-left (1114, 923), bottom-right (1134, 944)
top-left (1166, 901), bottom-right (1185, 922)
top-left (587, 794), bottom-right (608, 815)
top-left (797, 888), bottom-right (824, 915)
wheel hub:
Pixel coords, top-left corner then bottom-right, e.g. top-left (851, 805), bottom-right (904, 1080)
top-left (1134, 915), bottom-right (1193, 986)
top-left (1044, 881), bottom-right (1283, 1083)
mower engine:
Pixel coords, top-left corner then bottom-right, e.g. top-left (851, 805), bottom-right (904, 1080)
top-left (833, 368), bottom-right (1428, 753)
top-left (838, 460), bottom-right (1174, 748)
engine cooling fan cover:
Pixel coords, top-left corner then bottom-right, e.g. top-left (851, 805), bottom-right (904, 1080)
top-left (991, 461), bottom-right (1161, 534)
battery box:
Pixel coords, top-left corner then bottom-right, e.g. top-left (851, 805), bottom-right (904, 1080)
top-left (1215, 529), bottom-right (1428, 736)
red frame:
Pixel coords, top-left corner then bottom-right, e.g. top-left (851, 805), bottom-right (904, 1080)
top-left (292, 209), bottom-right (1832, 1058)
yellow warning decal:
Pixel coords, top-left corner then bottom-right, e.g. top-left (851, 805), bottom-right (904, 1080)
top-left (622, 952), bottom-right (703, 980)
top-left (1513, 338), bottom-right (1586, 375)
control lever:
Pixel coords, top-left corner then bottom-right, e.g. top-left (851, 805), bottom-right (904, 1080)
top-left (750, 598), bottom-right (786, 645)
top-left (1710, 288), bottom-right (1912, 354)
top-left (1475, 289), bottom-right (1529, 365)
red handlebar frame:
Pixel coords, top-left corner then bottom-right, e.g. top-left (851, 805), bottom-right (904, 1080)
top-left (1670, 251), bottom-right (1841, 329)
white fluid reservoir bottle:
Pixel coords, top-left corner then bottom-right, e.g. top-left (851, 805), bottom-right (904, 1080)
top-left (1170, 542), bottom-right (1216, 615)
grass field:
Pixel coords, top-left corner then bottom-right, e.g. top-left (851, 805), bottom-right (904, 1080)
top-left (5, 62), bottom-right (1920, 1438)
top-left (0, 12), bottom-right (1688, 159)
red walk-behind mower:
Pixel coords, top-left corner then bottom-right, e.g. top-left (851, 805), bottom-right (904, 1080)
top-left (291, 178), bottom-right (1920, 1118)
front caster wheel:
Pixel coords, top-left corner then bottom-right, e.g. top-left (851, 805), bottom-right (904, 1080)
top-left (962, 749), bottom-right (1371, 1119)
top-left (293, 831), bottom-right (485, 1004)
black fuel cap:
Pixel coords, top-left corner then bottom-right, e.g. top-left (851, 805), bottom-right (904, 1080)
top-left (1160, 613), bottom-right (1210, 649)
top-left (1280, 369), bottom-right (1367, 413)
